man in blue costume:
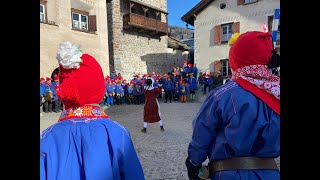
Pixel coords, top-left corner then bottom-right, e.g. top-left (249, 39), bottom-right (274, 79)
top-left (188, 73), bottom-right (197, 102)
top-left (40, 41), bottom-right (145, 180)
top-left (185, 32), bottom-right (280, 180)
top-left (106, 80), bottom-right (115, 106)
top-left (163, 75), bottom-right (174, 103)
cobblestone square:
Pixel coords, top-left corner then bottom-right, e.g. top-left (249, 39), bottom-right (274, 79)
top-left (40, 99), bottom-right (280, 180)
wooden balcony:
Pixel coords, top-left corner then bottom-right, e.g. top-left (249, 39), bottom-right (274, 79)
top-left (123, 13), bottom-right (168, 36)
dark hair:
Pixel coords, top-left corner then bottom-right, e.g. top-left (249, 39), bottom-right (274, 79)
top-left (268, 49), bottom-right (280, 69)
top-left (268, 35), bottom-right (280, 69)
top-left (146, 79), bottom-right (152, 86)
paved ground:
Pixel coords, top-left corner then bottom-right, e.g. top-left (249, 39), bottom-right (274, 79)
top-left (40, 96), bottom-right (280, 179)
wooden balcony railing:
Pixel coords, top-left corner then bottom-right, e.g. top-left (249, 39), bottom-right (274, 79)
top-left (123, 13), bottom-right (168, 35)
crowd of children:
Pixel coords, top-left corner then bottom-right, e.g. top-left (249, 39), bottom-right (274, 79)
top-left (40, 75), bottom-right (63, 114)
top-left (40, 60), bottom-right (225, 113)
top-left (99, 61), bottom-right (203, 106)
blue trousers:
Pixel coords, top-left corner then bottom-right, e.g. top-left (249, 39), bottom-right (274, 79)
top-left (107, 96), bottom-right (114, 106)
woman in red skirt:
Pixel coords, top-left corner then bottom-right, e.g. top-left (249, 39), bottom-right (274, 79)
top-left (141, 78), bottom-right (164, 133)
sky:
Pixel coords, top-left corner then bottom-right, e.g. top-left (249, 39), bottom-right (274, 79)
top-left (167, 0), bottom-right (201, 28)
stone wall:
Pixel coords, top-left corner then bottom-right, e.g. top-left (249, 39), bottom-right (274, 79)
top-left (194, 0), bottom-right (280, 73)
top-left (107, 0), bottom-right (168, 80)
top-left (40, 0), bottom-right (109, 78)
top-left (166, 48), bottom-right (188, 69)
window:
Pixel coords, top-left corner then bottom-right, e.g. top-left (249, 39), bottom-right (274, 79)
top-left (221, 24), bottom-right (233, 42)
top-left (40, 4), bottom-right (45, 22)
top-left (72, 13), bottom-right (88, 30)
top-left (71, 9), bottom-right (97, 32)
top-left (220, 59), bottom-right (231, 77)
top-left (214, 22), bottom-right (239, 45)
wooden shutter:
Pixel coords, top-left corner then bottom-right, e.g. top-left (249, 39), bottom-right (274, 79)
top-left (237, 0), bottom-right (245, 5)
top-left (214, 25), bottom-right (221, 45)
top-left (233, 22), bottom-right (240, 33)
top-left (214, 60), bottom-right (222, 72)
top-left (88, 15), bottom-right (97, 32)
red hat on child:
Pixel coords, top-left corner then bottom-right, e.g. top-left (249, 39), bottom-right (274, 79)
top-left (188, 63), bottom-right (192, 67)
top-left (46, 77), bottom-right (52, 82)
top-left (40, 77), bottom-right (45, 82)
top-left (54, 74), bottom-right (59, 81)
top-left (56, 41), bottom-right (105, 109)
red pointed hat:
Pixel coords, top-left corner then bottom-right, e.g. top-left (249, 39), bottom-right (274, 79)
top-left (229, 31), bottom-right (280, 115)
top-left (46, 77), bottom-right (52, 82)
top-left (56, 41), bottom-right (105, 109)
top-left (40, 77), bottom-right (45, 82)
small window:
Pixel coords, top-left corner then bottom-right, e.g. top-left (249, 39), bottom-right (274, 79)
top-left (72, 13), bottom-right (88, 30)
top-left (221, 24), bottom-right (233, 42)
top-left (220, 59), bottom-right (231, 77)
top-left (244, 0), bottom-right (258, 4)
top-left (40, 4), bottom-right (45, 22)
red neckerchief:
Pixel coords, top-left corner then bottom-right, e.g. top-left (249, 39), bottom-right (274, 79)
top-left (58, 105), bottom-right (109, 122)
top-left (234, 64), bottom-right (280, 115)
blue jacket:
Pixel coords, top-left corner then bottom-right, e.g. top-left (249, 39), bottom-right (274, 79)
top-left (40, 112), bottom-right (145, 180)
top-left (188, 77), bottom-right (197, 91)
top-left (153, 82), bottom-right (159, 88)
top-left (132, 86), bottom-right (141, 95)
top-left (174, 86), bottom-right (182, 95)
top-left (183, 66), bottom-right (189, 73)
top-left (50, 82), bottom-right (59, 100)
top-left (188, 82), bottom-right (280, 179)
top-left (193, 67), bottom-right (198, 77)
top-left (204, 77), bottom-right (214, 86)
top-left (40, 85), bottom-right (45, 97)
top-left (115, 84), bottom-right (124, 95)
top-left (173, 76), bottom-right (180, 83)
top-left (106, 84), bottom-right (115, 94)
top-left (180, 85), bottom-right (188, 95)
top-left (127, 86), bottom-right (133, 95)
top-left (163, 79), bottom-right (174, 91)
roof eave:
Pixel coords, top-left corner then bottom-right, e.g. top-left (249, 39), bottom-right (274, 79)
top-left (181, 0), bottom-right (215, 26)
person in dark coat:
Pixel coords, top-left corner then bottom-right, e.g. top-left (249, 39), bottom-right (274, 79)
top-left (212, 71), bottom-right (223, 89)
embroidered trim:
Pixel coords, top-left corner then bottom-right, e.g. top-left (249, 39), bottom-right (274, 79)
top-left (234, 64), bottom-right (280, 100)
top-left (58, 105), bottom-right (109, 122)
top-left (213, 82), bottom-right (239, 98)
top-left (40, 123), bottom-right (57, 140)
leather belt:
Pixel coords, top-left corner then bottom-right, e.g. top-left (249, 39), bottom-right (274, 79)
top-left (209, 157), bottom-right (279, 174)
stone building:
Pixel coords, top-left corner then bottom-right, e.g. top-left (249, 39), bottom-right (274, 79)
top-left (182, 0), bottom-right (280, 79)
top-left (106, 0), bottom-right (169, 80)
top-left (167, 35), bottom-right (190, 69)
top-left (40, 0), bottom-right (109, 78)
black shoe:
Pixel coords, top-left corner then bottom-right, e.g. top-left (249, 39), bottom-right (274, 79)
top-left (141, 128), bottom-right (147, 133)
top-left (170, 101), bottom-right (172, 103)
top-left (160, 126), bottom-right (164, 132)
top-left (165, 101), bottom-right (167, 103)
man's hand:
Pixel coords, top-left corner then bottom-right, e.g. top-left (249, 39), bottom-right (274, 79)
top-left (185, 157), bottom-right (202, 180)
